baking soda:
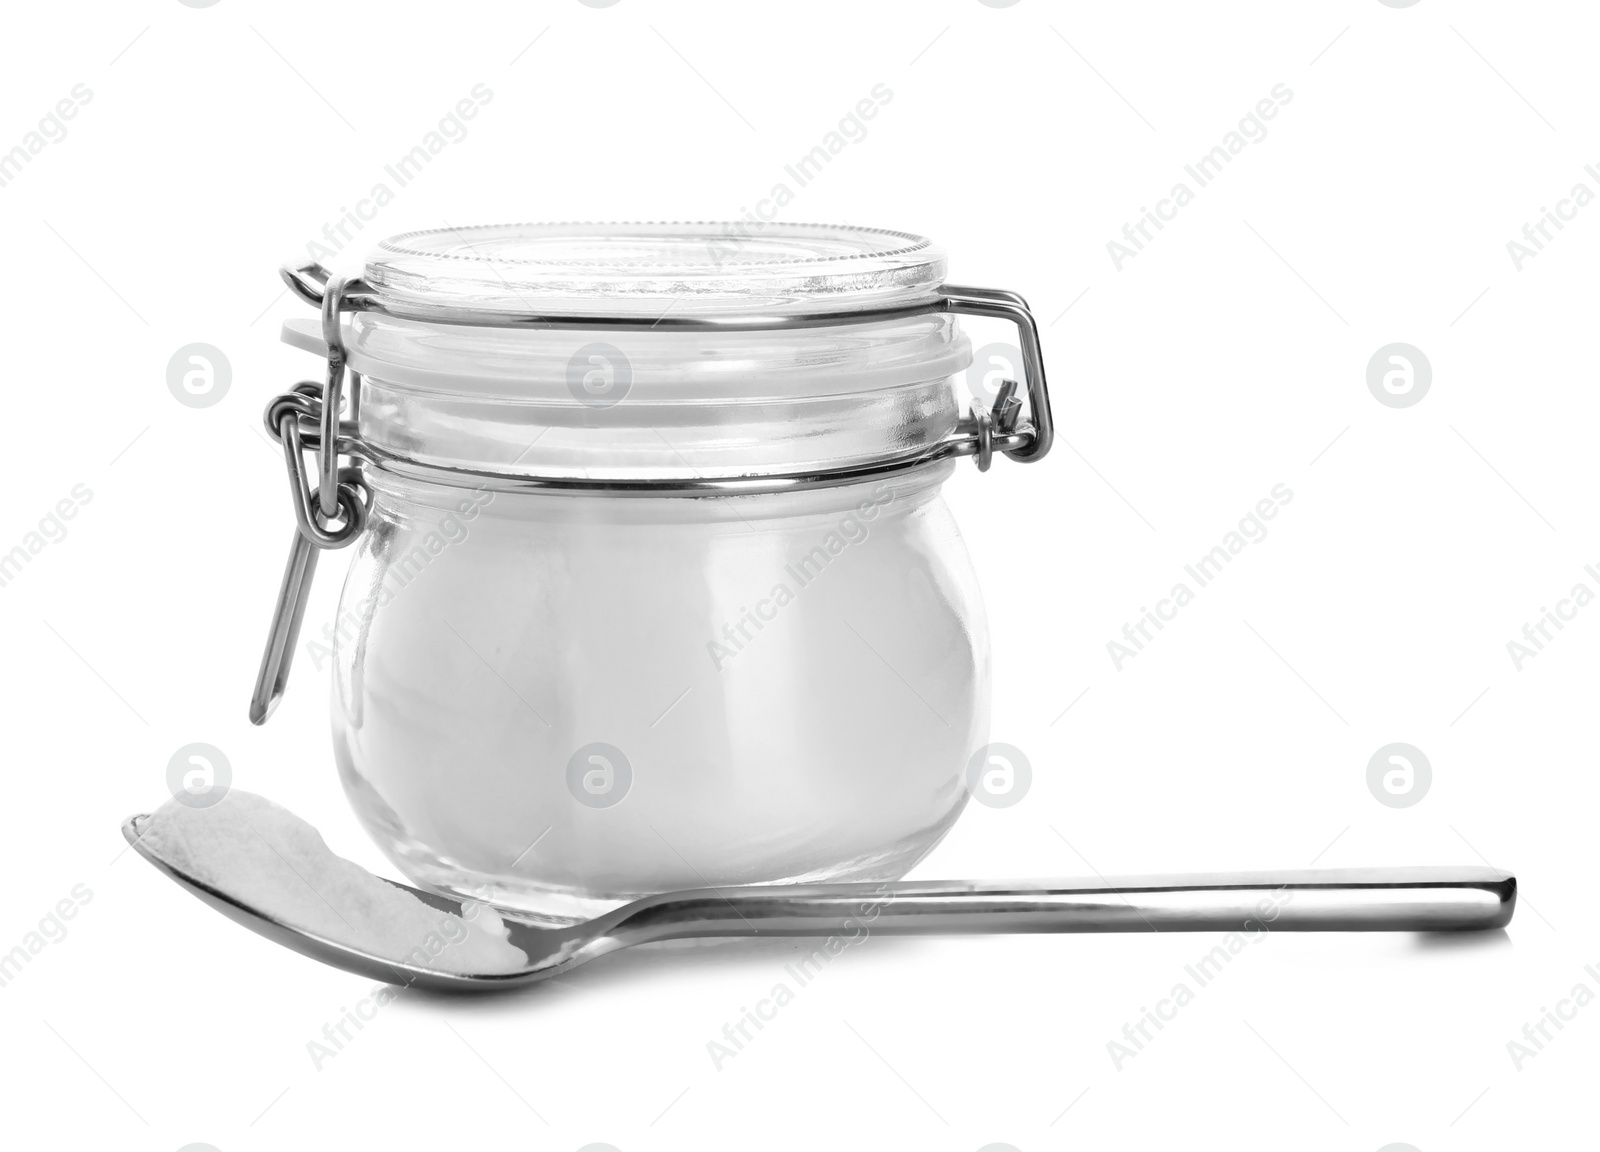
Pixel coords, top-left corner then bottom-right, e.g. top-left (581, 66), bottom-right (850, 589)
top-left (139, 790), bottom-right (525, 975)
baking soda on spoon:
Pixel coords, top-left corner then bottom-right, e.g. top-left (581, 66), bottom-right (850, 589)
top-left (138, 790), bottom-right (526, 976)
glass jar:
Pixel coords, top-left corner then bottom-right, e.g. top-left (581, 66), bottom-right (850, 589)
top-left (253, 223), bottom-right (1052, 924)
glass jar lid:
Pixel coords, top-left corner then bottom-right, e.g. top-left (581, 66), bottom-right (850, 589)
top-left (362, 221), bottom-right (947, 319)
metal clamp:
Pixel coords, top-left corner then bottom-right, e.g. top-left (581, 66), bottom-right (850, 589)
top-left (249, 352), bottom-right (371, 724)
top-left (972, 379), bottom-right (1023, 473)
top-left (250, 261), bottom-right (1055, 722)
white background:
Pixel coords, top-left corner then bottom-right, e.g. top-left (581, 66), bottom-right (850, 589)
top-left (2, 1), bottom-right (1596, 1149)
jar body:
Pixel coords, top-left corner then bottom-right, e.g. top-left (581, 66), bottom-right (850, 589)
top-left (331, 461), bottom-right (989, 923)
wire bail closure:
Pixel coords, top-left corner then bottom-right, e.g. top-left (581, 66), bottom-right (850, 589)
top-left (249, 269), bottom-right (372, 724)
top-left (249, 261), bottom-right (1055, 723)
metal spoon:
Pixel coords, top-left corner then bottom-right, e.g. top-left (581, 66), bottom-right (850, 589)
top-left (121, 813), bottom-right (1514, 992)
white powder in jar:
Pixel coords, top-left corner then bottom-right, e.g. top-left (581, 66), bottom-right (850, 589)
top-left (139, 789), bottom-right (526, 976)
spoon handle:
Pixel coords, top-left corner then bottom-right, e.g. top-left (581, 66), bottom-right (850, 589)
top-left (617, 867), bottom-right (1514, 942)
